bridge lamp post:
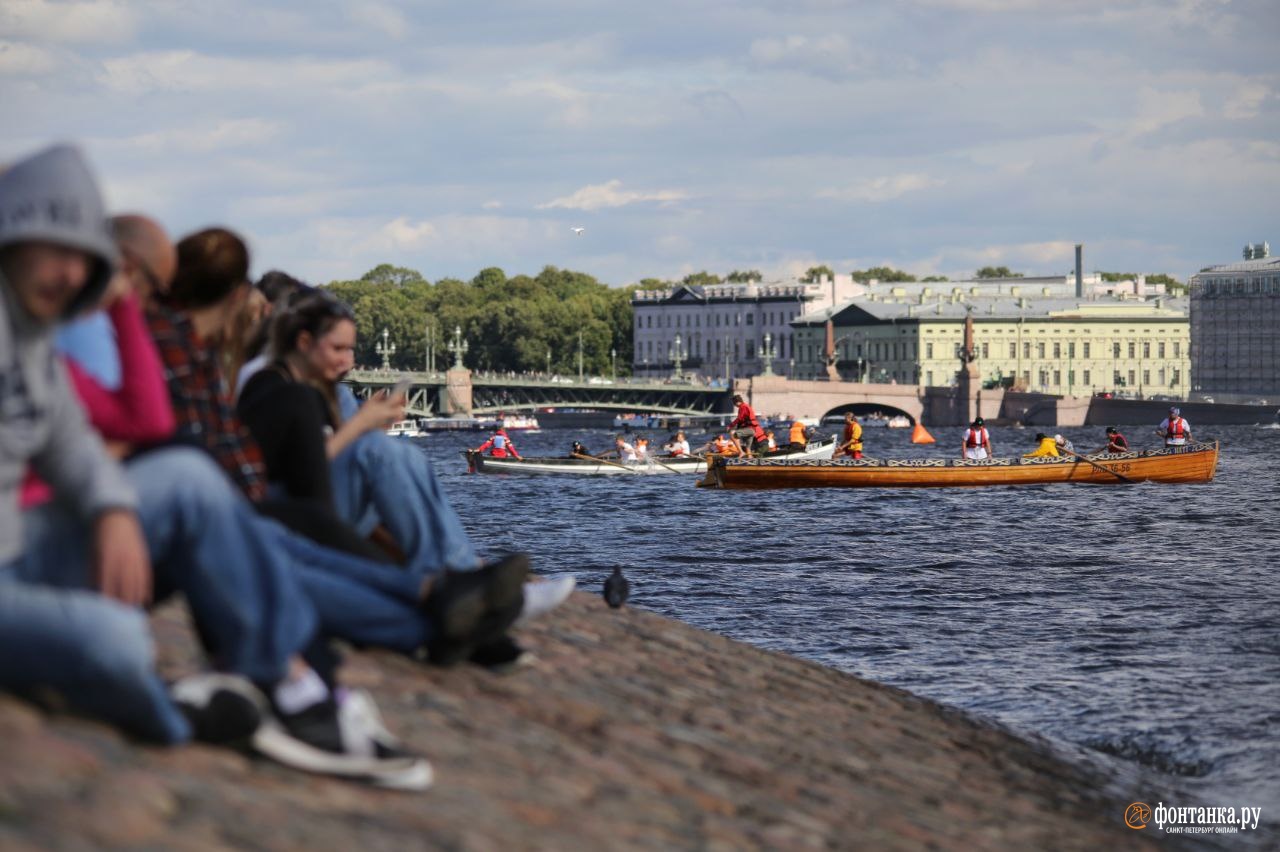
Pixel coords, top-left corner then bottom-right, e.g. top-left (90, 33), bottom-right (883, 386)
top-left (376, 327), bottom-right (397, 371)
top-left (611, 347), bottom-right (617, 380)
top-left (546, 347), bottom-right (551, 377)
top-left (448, 325), bottom-right (469, 369)
top-left (670, 333), bottom-right (685, 381)
top-left (577, 331), bottom-right (584, 383)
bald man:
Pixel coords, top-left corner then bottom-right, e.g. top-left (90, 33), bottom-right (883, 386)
top-left (112, 214), bottom-right (176, 308)
top-left (56, 214), bottom-right (176, 387)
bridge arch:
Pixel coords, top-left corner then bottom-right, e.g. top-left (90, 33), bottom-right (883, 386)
top-left (819, 402), bottom-right (916, 425)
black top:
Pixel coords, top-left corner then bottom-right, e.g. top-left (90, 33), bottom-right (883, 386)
top-left (237, 364), bottom-right (335, 507)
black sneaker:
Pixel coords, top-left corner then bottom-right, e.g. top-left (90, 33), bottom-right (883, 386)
top-left (252, 692), bottom-right (432, 791)
top-left (469, 636), bottom-right (531, 672)
top-left (170, 673), bottom-right (264, 745)
top-left (423, 553), bottom-right (529, 666)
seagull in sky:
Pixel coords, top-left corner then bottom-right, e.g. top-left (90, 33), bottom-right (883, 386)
top-left (571, 227), bottom-right (585, 235)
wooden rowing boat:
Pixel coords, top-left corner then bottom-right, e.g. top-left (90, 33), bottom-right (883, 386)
top-left (698, 441), bottom-right (1220, 489)
top-left (465, 437), bottom-right (838, 476)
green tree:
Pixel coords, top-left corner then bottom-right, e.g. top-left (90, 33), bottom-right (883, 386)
top-left (975, 266), bottom-right (1022, 279)
top-left (922, 275), bottom-right (949, 282)
top-left (850, 266), bottom-right (917, 283)
top-left (801, 265), bottom-right (835, 282)
top-left (1145, 273), bottom-right (1185, 293)
top-left (726, 269), bottom-right (763, 283)
top-left (681, 271), bottom-right (722, 287)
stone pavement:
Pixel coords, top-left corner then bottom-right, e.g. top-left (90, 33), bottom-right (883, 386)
top-left (0, 591), bottom-right (1176, 850)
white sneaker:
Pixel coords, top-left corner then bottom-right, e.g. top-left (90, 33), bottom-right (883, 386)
top-left (514, 576), bottom-right (576, 627)
top-left (252, 690), bottom-right (432, 791)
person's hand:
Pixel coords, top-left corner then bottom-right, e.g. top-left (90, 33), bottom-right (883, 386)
top-left (93, 509), bottom-right (152, 607)
top-left (354, 390), bottom-right (406, 432)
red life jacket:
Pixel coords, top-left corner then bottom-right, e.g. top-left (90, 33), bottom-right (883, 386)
top-left (965, 427), bottom-right (988, 448)
top-left (1166, 418), bottom-right (1185, 439)
top-left (735, 402), bottom-right (765, 440)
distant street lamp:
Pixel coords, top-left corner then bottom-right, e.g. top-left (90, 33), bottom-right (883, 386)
top-left (376, 327), bottom-right (396, 371)
top-left (610, 347), bottom-right (617, 380)
top-left (448, 325), bottom-right (469, 369)
top-left (760, 332), bottom-right (776, 377)
top-left (670, 333), bottom-right (685, 380)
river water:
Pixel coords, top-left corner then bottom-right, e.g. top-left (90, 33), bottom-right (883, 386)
top-left (419, 421), bottom-right (1279, 813)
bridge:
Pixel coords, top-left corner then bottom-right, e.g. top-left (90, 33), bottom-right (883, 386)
top-left (345, 369), bottom-right (732, 417)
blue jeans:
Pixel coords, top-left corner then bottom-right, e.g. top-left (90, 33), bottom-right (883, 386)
top-left (330, 395), bottom-right (478, 578)
top-left (5, 447), bottom-right (316, 685)
top-left (0, 574), bottom-right (190, 744)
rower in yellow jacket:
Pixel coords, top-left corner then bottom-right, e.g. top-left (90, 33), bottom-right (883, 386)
top-left (1022, 433), bottom-right (1060, 458)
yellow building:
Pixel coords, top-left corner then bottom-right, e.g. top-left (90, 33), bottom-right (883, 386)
top-left (791, 293), bottom-right (1190, 398)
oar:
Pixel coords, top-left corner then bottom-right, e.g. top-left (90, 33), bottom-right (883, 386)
top-left (573, 452), bottom-right (640, 474)
top-left (1060, 446), bottom-right (1135, 484)
top-left (646, 455), bottom-right (685, 474)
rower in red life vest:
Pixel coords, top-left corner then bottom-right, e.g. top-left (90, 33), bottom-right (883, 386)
top-left (730, 393), bottom-right (766, 452)
top-left (475, 427), bottom-right (521, 459)
top-left (1156, 407), bottom-right (1193, 446)
top-left (1102, 426), bottom-right (1130, 453)
top-left (960, 417), bottom-right (993, 460)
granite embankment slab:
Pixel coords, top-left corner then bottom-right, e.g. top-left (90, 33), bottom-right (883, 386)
top-left (0, 592), bottom-right (1174, 850)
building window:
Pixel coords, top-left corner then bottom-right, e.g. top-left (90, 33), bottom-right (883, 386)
top-left (926, 371), bottom-right (933, 385)
top-left (1113, 342), bottom-right (1121, 358)
top-left (1053, 370), bottom-right (1061, 385)
top-left (1158, 342), bottom-right (1165, 358)
top-left (1173, 368), bottom-right (1181, 385)
top-left (1158, 368), bottom-right (1166, 386)
top-left (1009, 342), bottom-right (1016, 358)
top-left (1037, 342), bottom-right (1046, 358)
top-left (1174, 342), bottom-right (1180, 357)
top-left (1083, 370), bottom-right (1091, 385)
top-left (981, 342), bottom-right (989, 359)
top-left (746, 314), bottom-right (754, 325)
top-left (1068, 342), bottom-right (1076, 359)
top-left (1143, 369), bottom-right (1151, 386)
top-left (1128, 342), bottom-right (1136, 358)
top-left (1039, 369), bottom-right (1049, 386)
top-left (1083, 342), bottom-right (1091, 358)
top-left (1053, 342), bottom-right (1061, 358)
top-left (746, 341), bottom-right (755, 358)
top-left (1024, 342), bottom-right (1031, 359)
top-left (927, 343), bottom-right (934, 358)
top-left (1143, 342), bottom-right (1150, 358)
top-left (1114, 370), bottom-right (1122, 386)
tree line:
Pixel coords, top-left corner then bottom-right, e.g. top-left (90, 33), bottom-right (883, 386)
top-left (323, 264), bottom-right (636, 375)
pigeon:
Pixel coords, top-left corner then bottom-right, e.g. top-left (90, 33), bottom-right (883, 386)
top-left (603, 566), bottom-right (629, 609)
top-left (571, 227), bottom-right (585, 235)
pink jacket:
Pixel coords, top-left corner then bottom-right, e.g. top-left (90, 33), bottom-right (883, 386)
top-left (20, 294), bottom-right (176, 507)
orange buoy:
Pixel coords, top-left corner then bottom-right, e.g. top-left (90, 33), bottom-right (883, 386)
top-left (911, 422), bottom-right (936, 444)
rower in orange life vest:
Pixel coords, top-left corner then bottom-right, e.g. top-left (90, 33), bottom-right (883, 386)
top-left (729, 393), bottom-right (766, 452)
top-left (960, 417), bottom-right (993, 460)
top-left (475, 427), bottom-right (521, 459)
top-left (839, 411), bottom-right (863, 459)
top-left (787, 419), bottom-right (808, 452)
top-left (1156, 406), bottom-right (1193, 446)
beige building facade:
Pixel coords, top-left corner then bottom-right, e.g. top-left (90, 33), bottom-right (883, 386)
top-left (791, 293), bottom-right (1190, 399)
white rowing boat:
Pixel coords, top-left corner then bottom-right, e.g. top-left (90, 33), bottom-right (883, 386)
top-left (464, 437), bottom-right (838, 476)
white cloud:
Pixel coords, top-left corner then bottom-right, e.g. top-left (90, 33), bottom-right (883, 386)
top-left (819, 173), bottom-right (945, 203)
top-left (0, 40), bottom-right (57, 75)
top-left (0, 0), bottom-right (137, 44)
top-left (96, 50), bottom-right (394, 96)
top-left (94, 118), bottom-right (282, 155)
top-left (748, 33), bottom-right (866, 77)
top-left (1223, 82), bottom-right (1270, 120)
top-left (539, 179), bottom-right (687, 211)
top-left (346, 1), bottom-right (408, 39)
top-left (1128, 86), bottom-right (1205, 138)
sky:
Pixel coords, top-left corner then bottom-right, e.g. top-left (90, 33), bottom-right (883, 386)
top-left (3, 0), bottom-right (1278, 287)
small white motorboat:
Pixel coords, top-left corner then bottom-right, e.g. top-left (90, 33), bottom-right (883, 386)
top-left (386, 419), bottom-right (424, 438)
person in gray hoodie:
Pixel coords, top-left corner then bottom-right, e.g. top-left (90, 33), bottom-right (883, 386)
top-left (0, 145), bottom-right (186, 740)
